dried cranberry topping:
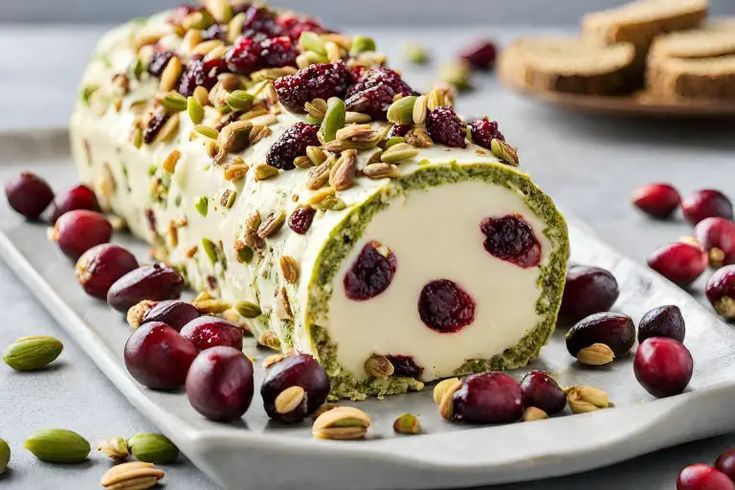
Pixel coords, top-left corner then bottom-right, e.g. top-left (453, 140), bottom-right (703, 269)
top-left (259, 36), bottom-right (298, 68)
top-left (386, 355), bottom-right (423, 378)
top-left (242, 5), bottom-right (282, 37)
top-left (426, 106), bottom-right (467, 148)
top-left (265, 122), bottom-right (320, 170)
top-left (389, 124), bottom-right (412, 137)
top-left (202, 23), bottom-right (226, 41)
top-left (277, 13), bottom-right (326, 40)
top-left (345, 67), bottom-right (414, 119)
top-left (147, 50), bottom-right (174, 77)
top-left (274, 62), bottom-right (350, 113)
top-left (460, 40), bottom-right (498, 70)
top-left (288, 207), bottom-right (316, 234)
top-left (469, 117), bottom-right (504, 149)
top-left (225, 37), bottom-right (261, 74)
top-left (418, 279), bottom-right (475, 333)
top-left (178, 56), bottom-right (225, 97)
top-left (343, 241), bottom-right (397, 301)
top-left (480, 214), bottom-right (541, 268)
top-left (143, 110), bottom-right (169, 144)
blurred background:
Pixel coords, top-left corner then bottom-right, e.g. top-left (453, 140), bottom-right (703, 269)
top-left (3, 0), bottom-right (735, 24)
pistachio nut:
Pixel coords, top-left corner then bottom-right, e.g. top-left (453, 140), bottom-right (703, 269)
top-left (127, 433), bottom-right (178, 464)
top-left (491, 138), bottom-right (520, 166)
top-left (350, 35), bottom-right (376, 55)
top-left (440, 62), bottom-right (472, 91)
top-left (404, 42), bottom-right (429, 64)
top-left (320, 97), bottom-right (346, 142)
top-left (381, 143), bottom-right (419, 164)
top-left (3, 335), bottom-right (63, 371)
top-left (97, 436), bottom-right (129, 461)
top-left (126, 300), bottom-right (156, 329)
top-left (393, 413), bottom-right (421, 435)
top-left (24, 429), bottom-right (90, 464)
top-left (299, 32), bottom-right (326, 55)
top-left (364, 355), bottom-right (394, 379)
top-left (0, 438), bottom-right (9, 475)
top-left (187, 96), bottom-right (204, 124)
top-left (576, 343), bottom-right (615, 366)
top-left (274, 386), bottom-right (307, 415)
top-left (567, 385), bottom-right (611, 414)
top-left (437, 378), bottom-right (462, 421)
top-left (235, 301), bottom-right (262, 318)
top-left (101, 461), bottom-right (165, 490)
top-left (225, 90), bottom-right (254, 111)
top-left (312, 406), bottom-right (371, 440)
top-left (432, 377), bottom-right (460, 405)
top-left (386, 95), bottom-right (417, 125)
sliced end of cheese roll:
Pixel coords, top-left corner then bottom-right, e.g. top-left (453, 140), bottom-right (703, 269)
top-left (70, 3), bottom-right (569, 399)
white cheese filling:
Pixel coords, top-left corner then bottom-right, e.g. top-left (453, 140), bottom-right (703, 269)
top-left (327, 181), bottom-right (550, 381)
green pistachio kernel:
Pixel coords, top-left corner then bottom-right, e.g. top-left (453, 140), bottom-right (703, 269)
top-left (236, 301), bottom-right (262, 318)
top-left (404, 43), bottom-right (429, 64)
top-left (194, 196), bottom-right (209, 217)
top-left (299, 31), bottom-right (326, 55)
top-left (350, 35), bottom-right (376, 55)
top-left (201, 238), bottom-right (218, 265)
top-left (320, 97), bottom-right (346, 143)
top-left (3, 336), bottom-right (63, 371)
top-left (187, 96), bottom-right (204, 124)
top-left (160, 92), bottom-right (187, 112)
top-left (381, 143), bottom-right (419, 163)
top-left (225, 90), bottom-right (254, 111)
top-left (236, 245), bottom-right (254, 263)
top-left (384, 136), bottom-right (405, 149)
top-left (440, 62), bottom-right (472, 91)
top-left (386, 95), bottom-right (417, 125)
top-left (127, 433), bottom-right (179, 464)
top-left (129, 57), bottom-right (145, 80)
top-left (194, 125), bottom-right (219, 140)
top-left (0, 438), bottom-right (9, 475)
top-left (24, 429), bottom-right (90, 464)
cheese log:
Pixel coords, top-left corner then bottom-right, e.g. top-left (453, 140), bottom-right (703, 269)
top-left (70, 4), bottom-right (569, 399)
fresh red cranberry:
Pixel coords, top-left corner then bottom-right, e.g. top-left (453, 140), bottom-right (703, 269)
top-left (50, 184), bottom-right (101, 223)
top-left (480, 214), bottom-right (541, 268)
top-left (559, 265), bottom-right (619, 322)
top-left (566, 312), bottom-right (636, 358)
top-left (345, 67), bottom-right (415, 119)
top-left (225, 37), bottom-right (262, 75)
top-left (242, 5), bottom-right (281, 36)
top-left (520, 370), bottom-right (566, 415)
top-left (638, 305), bottom-right (686, 343)
top-left (682, 189), bottom-right (733, 225)
top-left (426, 106), bottom-right (467, 148)
top-left (52, 210), bottom-right (112, 260)
top-left (695, 218), bottom-right (735, 268)
top-left (288, 207), bottom-right (316, 234)
top-left (186, 346), bottom-right (254, 421)
top-left (418, 279), bottom-right (475, 333)
top-left (469, 117), bottom-right (505, 149)
top-left (124, 321), bottom-right (198, 390)
top-left (276, 13), bottom-right (326, 40)
top-left (260, 36), bottom-right (298, 68)
top-left (452, 372), bottom-right (522, 424)
top-left (5, 172), bottom-right (54, 220)
top-left (677, 464), bottom-right (734, 490)
top-left (632, 183), bottom-right (681, 219)
top-left (261, 353), bottom-right (330, 424)
top-left (142, 300), bottom-right (200, 331)
top-left (706, 265), bottom-right (735, 320)
top-left (143, 110), bottom-right (169, 144)
top-left (266, 122), bottom-right (320, 170)
top-left (343, 241), bottom-right (397, 301)
top-left (389, 124), bottom-right (412, 137)
top-left (386, 355), bottom-right (423, 378)
top-left (460, 40), bottom-right (497, 70)
top-left (180, 316), bottom-right (243, 351)
top-left (648, 241), bottom-right (708, 287)
top-left (147, 50), bottom-right (174, 77)
top-left (274, 61), bottom-right (350, 113)
top-left (107, 264), bottom-right (185, 312)
top-left (634, 337), bottom-right (693, 398)
top-left (75, 244), bottom-right (139, 299)
top-left (715, 450), bottom-right (735, 482)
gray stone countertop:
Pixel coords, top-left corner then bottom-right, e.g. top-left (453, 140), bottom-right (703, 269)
top-left (1, 23), bottom-right (734, 490)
